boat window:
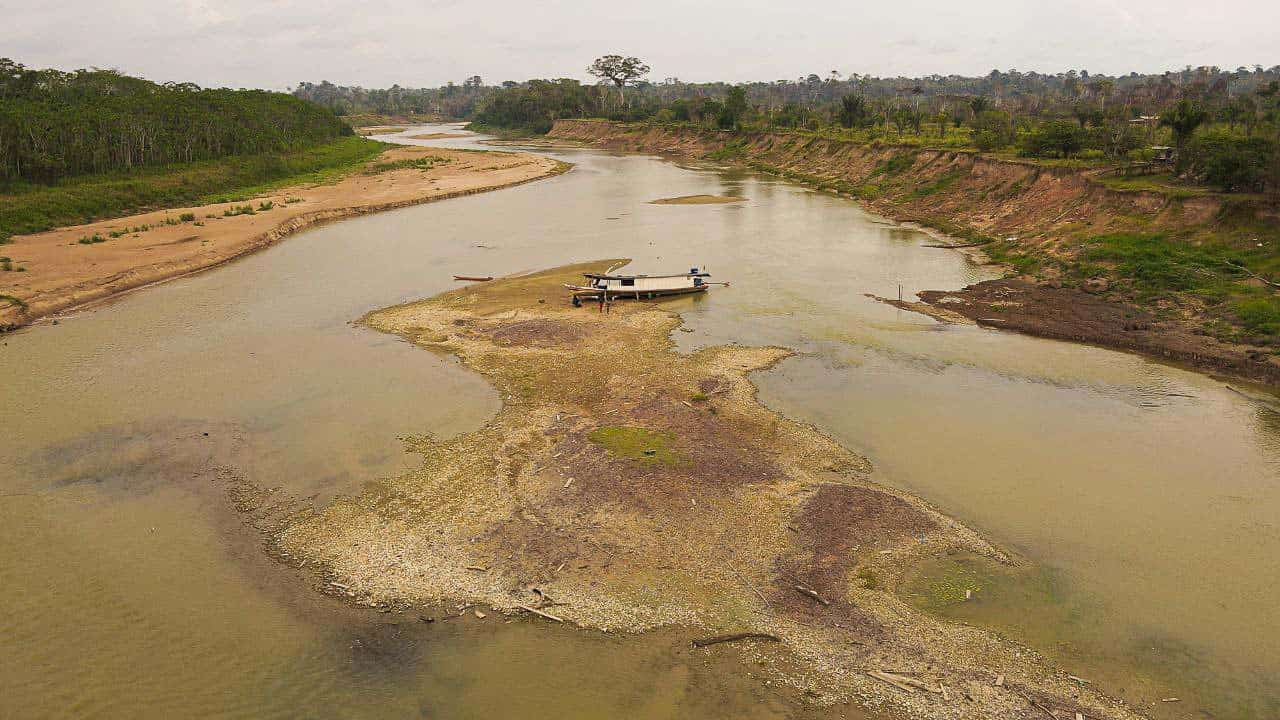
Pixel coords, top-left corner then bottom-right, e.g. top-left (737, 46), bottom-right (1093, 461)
top-left (621, 278), bottom-right (635, 286)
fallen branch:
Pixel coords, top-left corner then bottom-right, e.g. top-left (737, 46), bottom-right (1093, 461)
top-left (726, 558), bottom-right (772, 610)
top-left (1224, 260), bottom-right (1280, 290)
top-left (794, 585), bottom-right (830, 606)
top-left (691, 632), bottom-right (781, 648)
top-left (453, 275), bottom-right (493, 282)
top-left (516, 604), bottom-right (565, 623)
top-left (1019, 690), bottom-right (1057, 720)
top-left (867, 670), bottom-right (917, 693)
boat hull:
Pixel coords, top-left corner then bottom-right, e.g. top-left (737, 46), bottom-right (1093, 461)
top-left (565, 284), bottom-right (708, 303)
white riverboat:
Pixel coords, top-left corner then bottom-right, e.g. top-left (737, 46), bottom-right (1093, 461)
top-left (565, 267), bottom-right (723, 306)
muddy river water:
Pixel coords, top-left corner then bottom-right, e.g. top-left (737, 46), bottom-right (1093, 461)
top-left (2, 125), bottom-right (1277, 719)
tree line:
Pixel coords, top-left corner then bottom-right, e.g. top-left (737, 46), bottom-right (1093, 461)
top-left (451, 61), bottom-right (1280, 193)
top-left (1, 59), bottom-right (351, 185)
top-left (292, 76), bottom-right (492, 121)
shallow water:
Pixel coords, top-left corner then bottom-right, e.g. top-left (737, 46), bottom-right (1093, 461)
top-left (1, 124), bottom-right (1277, 718)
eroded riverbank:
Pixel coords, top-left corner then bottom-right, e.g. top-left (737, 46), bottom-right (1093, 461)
top-left (274, 261), bottom-right (1145, 720)
top-left (546, 119), bottom-right (1280, 386)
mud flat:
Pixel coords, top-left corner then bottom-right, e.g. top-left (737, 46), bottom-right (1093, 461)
top-left (913, 279), bottom-right (1280, 384)
top-left (0, 146), bottom-right (566, 330)
top-left (275, 261), bottom-right (1146, 720)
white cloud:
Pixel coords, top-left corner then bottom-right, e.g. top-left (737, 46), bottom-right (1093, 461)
top-left (2, 0), bottom-right (1277, 89)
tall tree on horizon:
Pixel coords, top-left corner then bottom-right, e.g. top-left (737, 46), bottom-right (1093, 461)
top-left (587, 55), bottom-right (650, 105)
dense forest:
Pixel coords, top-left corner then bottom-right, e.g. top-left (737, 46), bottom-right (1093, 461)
top-left (306, 63), bottom-right (1280, 193)
top-left (292, 77), bottom-right (493, 121)
top-left (0, 59), bottom-right (352, 185)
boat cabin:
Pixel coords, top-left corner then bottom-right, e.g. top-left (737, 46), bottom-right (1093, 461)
top-left (566, 267), bottom-right (717, 305)
top-left (584, 267), bottom-right (710, 293)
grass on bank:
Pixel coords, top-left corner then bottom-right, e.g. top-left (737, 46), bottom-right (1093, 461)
top-left (1080, 232), bottom-right (1280, 336)
top-left (0, 136), bottom-right (387, 236)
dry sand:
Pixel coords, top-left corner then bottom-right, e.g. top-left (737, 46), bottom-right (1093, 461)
top-left (0, 146), bottom-right (565, 329)
top-left (273, 261), bottom-right (1149, 720)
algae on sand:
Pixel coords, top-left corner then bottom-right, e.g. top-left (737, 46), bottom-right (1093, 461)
top-left (588, 426), bottom-right (683, 465)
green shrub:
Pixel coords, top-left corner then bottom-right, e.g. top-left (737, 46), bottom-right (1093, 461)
top-left (1233, 298), bottom-right (1280, 336)
top-left (973, 129), bottom-right (1003, 152)
top-left (1183, 132), bottom-right (1276, 193)
top-left (179, 212), bottom-right (196, 222)
top-left (1020, 120), bottom-right (1086, 158)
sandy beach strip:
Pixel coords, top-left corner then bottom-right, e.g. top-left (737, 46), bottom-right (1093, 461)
top-left (0, 146), bottom-right (566, 329)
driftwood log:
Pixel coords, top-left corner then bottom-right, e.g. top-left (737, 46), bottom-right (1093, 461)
top-left (691, 632), bottom-right (781, 648)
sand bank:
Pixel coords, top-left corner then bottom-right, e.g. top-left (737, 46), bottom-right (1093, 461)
top-left (0, 146), bottom-right (566, 329)
top-left (275, 261), bottom-right (1146, 720)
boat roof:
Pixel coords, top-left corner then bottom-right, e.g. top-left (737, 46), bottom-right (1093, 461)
top-left (585, 271), bottom-right (710, 279)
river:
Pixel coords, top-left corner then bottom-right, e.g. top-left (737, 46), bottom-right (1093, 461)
top-left (1, 125), bottom-right (1276, 719)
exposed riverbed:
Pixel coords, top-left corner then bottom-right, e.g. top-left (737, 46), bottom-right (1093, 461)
top-left (2, 125), bottom-right (1276, 718)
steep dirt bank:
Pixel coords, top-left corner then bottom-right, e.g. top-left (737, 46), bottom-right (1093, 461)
top-left (0, 146), bottom-right (566, 331)
top-left (276, 261), bottom-right (1147, 720)
top-left (548, 119), bottom-right (1280, 385)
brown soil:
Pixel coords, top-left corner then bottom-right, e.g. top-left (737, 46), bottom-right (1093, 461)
top-left (273, 260), bottom-right (1146, 720)
top-left (547, 119), bottom-right (1280, 387)
top-left (0, 146), bottom-right (566, 330)
top-left (916, 279), bottom-right (1280, 384)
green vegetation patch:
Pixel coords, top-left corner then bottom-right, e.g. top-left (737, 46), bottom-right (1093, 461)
top-left (1233, 297), bottom-right (1280, 336)
top-left (1, 136), bottom-right (385, 236)
top-left (1082, 232), bottom-right (1241, 293)
top-left (587, 426), bottom-right (683, 465)
top-left (909, 168), bottom-right (967, 198)
top-left (870, 151), bottom-right (918, 178)
top-left (362, 155), bottom-right (449, 175)
top-left (706, 141), bottom-right (747, 161)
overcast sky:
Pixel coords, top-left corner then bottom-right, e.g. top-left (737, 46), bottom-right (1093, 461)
top-left (5, 0), bottom-right (1278, 89)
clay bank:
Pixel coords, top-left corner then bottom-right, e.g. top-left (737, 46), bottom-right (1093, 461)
top-left (547, 119), bottom-right (1280, 385)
